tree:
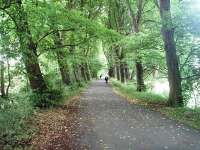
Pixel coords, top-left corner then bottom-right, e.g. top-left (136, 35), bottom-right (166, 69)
top-left (0, 60), bottom-right (5, 97)
top-left (13, 1), bottom-right (47, 92)
top-left (106, 0), bottom-right (129, 83)
top-left (159, 0), bottom-right (183, 106)
top-left (126, 0), bottom-right (146, 91)
top-left (53, 31), bottom-right (71, 85)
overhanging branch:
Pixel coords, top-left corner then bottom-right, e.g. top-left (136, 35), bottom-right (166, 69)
top-left (42, 34), bottom-right (98, 53)
top-left (37, 28), bottom-right (75, 44)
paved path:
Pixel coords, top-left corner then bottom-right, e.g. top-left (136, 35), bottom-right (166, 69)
top-left (71, 80), bottom-right (200, 150)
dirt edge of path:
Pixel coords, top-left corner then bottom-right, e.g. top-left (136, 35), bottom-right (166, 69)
top-left (30, 95), bottom-right (82, 150)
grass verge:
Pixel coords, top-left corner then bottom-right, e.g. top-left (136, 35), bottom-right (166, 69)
top-left (160, 107), bottom-right (200, 129)
top-left (111, 79), bottom-right (167, 105)
top-left (111, 79), bottom-right (200, 130)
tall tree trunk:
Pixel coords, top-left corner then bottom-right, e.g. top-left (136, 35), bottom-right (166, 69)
top-left (6, 58), bottom-right (11, 97)
top-left (108, 65), bottom-right (115, 78)
top-left (113, 65), bottom-right (116, 78)
top-left (73, 64), bottom-right (81, 84)
top-left (136, 61), bottom-right (145, 91)
top-left (0, 61), bottom-right (6, 97)
top-left (116, 63), bottom-right (121, 81)
top-left (159, 0), bottom-right (183, 106)
top-left (84, 62), bottom-right (91, 80)
top-left (120, 62), bottom-right (126, 83)
top-left (80, 64), bottom-right (87, 81)
top-left (54, 31), bottom-right (71, 85)
top-left (16, 1), bottom-right (47, 92)
top-left (124, 63), bottom-right (130, 80)
top-left (131, 69), bottom-right (135, 80)
top-left (126, 0), bottom-right (146, 91)
top-left (135, 61), bottom-right (145, 91)
top-left (57, 53), bottom-right (71, 85)
top-left (68, 33), bottom-right (82, 84)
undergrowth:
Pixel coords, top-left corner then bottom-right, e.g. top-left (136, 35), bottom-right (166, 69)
top-left (0, 81), bottom-right (89, 149)
top-left (0, 94), bottom-right (35, 149)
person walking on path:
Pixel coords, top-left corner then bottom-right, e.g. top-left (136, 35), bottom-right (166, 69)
top-left (105, 76), bottom-right (109, 83)
top-left (100, 74), bottom-right (102, 79)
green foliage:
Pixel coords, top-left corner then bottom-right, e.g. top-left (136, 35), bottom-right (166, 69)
top-left (30, 81), bottom-right (88, 108)
top-left (111, 79), bottom-right (167, 104)
top-left (0, 2), bottom-right (200, 148)
top-left (90, 58), bottom-right (104, 78)
top-left (0, 82), bottom-right (88, 148)
top-left (173, 1), bottom-right (200, 104)
top-left (30, 89), bottom-right (64, 108)
top-left (0, 94), bottom-right (34, 148)
top-left (119, 30), bottom-right (166, 71)
top-left (0, 2), bottom-right (200, 150)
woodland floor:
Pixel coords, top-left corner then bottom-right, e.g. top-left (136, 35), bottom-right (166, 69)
top-left (31, 80), bottom-right (200, 150)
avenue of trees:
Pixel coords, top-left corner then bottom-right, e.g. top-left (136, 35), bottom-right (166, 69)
top-left (0, 0), bottom-right (198, 108)
top-left (0, 0), bottom-right (199, 106)
top-left (0, 0), bottom-right (200, 146)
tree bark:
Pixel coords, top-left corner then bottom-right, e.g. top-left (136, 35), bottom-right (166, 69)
top-left (73, 64), bottom-right (82, 84)
top-left (0, 61), bottom-right (6, 97)
top-left (53, 31), bottom-right (71, 85)
top-left (136, 61), bottom-right (145, 91)
top-left (6, 58), bottom-right (11, 97)
top-left (120, 63), bottom-right (126, 83)
top-left (130, 69), bottom-right (135, 80)
top-left (159, 0), bottom-right (183, 106)
top-left (135, 61), bottom-right (145, 91)
top-left (108, 65), bottom-right (115, 78)
top-left (116, 63), bottom-right (121, 81)
top-left (80, 64), bottom-right (87, 81)
top-left (84, 62), bottom-right (91, 80)
top-left (126, 0), bottom-right (146, 91)
top-left (124, 63), bottom-right (130, 80)
top-left (16, 1), bottom-right (47, 92)
top-left (57, 52), bottom-right (71, 85)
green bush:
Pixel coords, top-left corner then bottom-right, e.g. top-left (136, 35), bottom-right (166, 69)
top-left (30, 81), bottom-right (88, 108)
top-left (30, 89), bottom-right (64, 108)
top-left (0, 94), bottom-right (34, 148)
